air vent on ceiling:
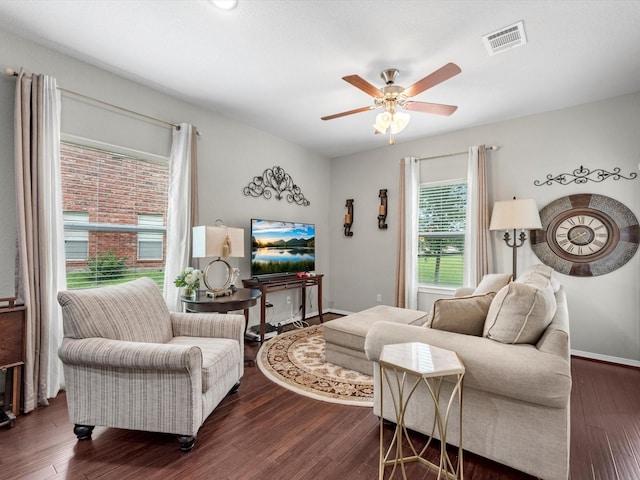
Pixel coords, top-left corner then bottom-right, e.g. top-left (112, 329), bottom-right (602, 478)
top-left (482, 21), bottom-right (527, 56)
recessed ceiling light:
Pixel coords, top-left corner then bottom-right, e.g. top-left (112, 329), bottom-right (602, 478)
top-left (210, 0), bottom-right (237, 10)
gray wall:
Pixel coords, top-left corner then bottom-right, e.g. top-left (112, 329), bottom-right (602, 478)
top-left (1, 25), bottom-right (639, 364)
top-left (330, 92), bottom-right (640, 364)
top-left (0, 26), bottom-right (331, 328)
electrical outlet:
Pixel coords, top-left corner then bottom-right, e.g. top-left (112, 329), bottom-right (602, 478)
top-left (286, 295), bottom-right (291, 305)
top-left (376, 293), bottom-right (382, 302)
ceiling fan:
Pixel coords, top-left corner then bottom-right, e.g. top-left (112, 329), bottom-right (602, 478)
top-left (321, 63), bottom-right (461, 143)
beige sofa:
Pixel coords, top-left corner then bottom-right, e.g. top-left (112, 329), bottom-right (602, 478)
top-left (364, 265), bottom-right (571, 480)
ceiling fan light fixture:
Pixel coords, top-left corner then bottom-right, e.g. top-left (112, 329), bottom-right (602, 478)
top-left (210, 0), bottom-right (238, 10)
top-left (373, 111), bottom-right (393, 134)
top-left (390, 111), bottom-right (410, 134)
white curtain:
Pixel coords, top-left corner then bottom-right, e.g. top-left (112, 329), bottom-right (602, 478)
top-left (14, 71), bottom-right (66, 411)
top-left (163, 123), bottom-right (198, 312)
top-left (464, 145), bottom-right (492, 287)
top-left (395, 156), bottom-right (419, 309)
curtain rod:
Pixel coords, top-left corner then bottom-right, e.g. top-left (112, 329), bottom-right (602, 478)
top-left (415, 145), bottom-right (499, 162)
top-left (4, 67), bottom-right (195, 133)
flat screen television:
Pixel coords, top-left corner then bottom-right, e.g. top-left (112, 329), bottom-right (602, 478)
top-left (250, 219), bottom-right (315, 278)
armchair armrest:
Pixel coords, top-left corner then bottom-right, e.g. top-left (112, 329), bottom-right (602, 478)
top-left (170, 312), bottom-right (245, 341)
top-left (58, 337), bottom-right (201, 372)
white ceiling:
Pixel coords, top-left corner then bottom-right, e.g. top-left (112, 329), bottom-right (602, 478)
top-left (1, 0), bottom-right (640, 159)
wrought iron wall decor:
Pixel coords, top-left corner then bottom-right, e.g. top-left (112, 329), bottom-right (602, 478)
top-left (242, 165), bottom-right (310, 206)
top-left (378, 189), bottom-right (388, 230)
top-left (344, 199), bottom-right (354, 237)
top-left (534, 165), bottom-right (637, 186)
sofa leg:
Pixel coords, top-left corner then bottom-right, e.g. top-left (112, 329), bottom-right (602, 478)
top-left (178, 435), bottom-right (196, 451)
top-left (73, 424), bottom-right (95, 440)
top-left (229, 380), bottom-right (241, 394)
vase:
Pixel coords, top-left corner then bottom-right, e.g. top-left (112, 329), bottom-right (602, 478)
top-left (182, 287), bottom-right (196, 300)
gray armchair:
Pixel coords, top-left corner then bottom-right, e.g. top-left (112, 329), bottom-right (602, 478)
top-left (57, 277), bottom-right (244, 451)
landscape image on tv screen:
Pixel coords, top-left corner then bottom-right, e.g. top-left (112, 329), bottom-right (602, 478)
top-left (251, 219), bottom-right (315, 277)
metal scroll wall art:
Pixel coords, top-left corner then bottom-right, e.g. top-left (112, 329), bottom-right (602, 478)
top-left (378, 189), bottom-right (388, 229)
top-left (534, 165), bottom-right (637, 186)
top-left (242, 165), bottom-right (310, 206)
top-left (344, 199), bottom-right (354, 237)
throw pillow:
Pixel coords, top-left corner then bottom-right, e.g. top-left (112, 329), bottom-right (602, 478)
top-left (473, 273), bottom-right (513, 295)
top-left (517, 264), bottom-right (561, 292)
top-left (483, 282), bottom-right (556, 344)
top-left (430, 292), bottom-right (496, 336)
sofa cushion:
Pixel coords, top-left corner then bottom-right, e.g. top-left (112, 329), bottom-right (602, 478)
top-left (323, 305), bottom-right (428, 353)
top-left (169, 337), bottom-right (240, 392)
top-left (430, 292), bottom-right (496, 336)
top-left (473, 273), bottom-right (512, 295)
top-left (517, 263), bottom-right (560, 292)
top-left (483, 281), bottom-right (556, 344)
top-left (58, 277), bottom-right (173, 343)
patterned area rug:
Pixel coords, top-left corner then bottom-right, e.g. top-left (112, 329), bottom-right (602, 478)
top-left (257, 324), bottom-right (374, 406)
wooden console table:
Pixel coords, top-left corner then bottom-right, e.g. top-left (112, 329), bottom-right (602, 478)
top-left (243, 274), bottom-right (323, 342)
top-left (0, 298), bottom-right (26, 420)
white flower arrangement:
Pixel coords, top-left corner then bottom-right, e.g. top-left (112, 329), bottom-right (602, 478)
top-left (174, 267), bottom-right (202, 290)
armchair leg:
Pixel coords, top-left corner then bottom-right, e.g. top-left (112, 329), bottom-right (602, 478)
top-left (74, 424), bottom-right (95, 440)
top-left (178, 435), bottom-right (196, 451)
top-left (229, 380), bottom-right (241, 394)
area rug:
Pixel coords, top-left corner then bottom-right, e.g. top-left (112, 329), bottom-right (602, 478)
top-left (257, 324), bottom-right (374, 406)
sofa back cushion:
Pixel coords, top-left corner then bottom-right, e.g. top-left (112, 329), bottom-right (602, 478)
top-left (483, 265), bottom-right (557, 344)
top-left (430, 293), bottom-right (496, 336)
top-left (472, 273), bottom-right (512, 295)
top-left (58, 277), bottom-right (173, 343)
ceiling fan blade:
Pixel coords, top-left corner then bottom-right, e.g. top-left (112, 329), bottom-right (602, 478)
top-left (403, 63), bottom-right (462, 98)
top-left (321, 106), bottom-right (373, 121)
top-left (404, 101), bottom-right (458, 116)
top-left (342, 75), bottom-right (384, 98)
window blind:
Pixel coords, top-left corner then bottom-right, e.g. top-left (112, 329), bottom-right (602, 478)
top-left (418, 182), bottom-right (467, 287)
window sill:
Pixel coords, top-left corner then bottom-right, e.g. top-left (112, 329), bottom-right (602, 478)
top-left (418, 285), bottom-right (457, 296)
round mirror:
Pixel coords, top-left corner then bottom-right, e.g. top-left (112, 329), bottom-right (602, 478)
top-left (203, 258), bottom-right (232, 292)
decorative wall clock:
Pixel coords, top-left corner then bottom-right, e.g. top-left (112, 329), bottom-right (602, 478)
top-left (530, 194), bottom-right (640, 277)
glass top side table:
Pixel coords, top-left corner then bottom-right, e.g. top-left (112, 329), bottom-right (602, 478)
top-left (378, 342), bottom-right (465, 480)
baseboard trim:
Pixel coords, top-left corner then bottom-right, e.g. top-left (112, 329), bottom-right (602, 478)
top-left (326, 308), bottom-right (355, 316)
top-left (571, 349), bottom-right (640, 368)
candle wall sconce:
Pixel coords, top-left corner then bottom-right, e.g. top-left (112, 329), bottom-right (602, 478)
top-left (344, 199), bottom-right (354, 237)
top-left (378, 189), bottom-right (388, 230)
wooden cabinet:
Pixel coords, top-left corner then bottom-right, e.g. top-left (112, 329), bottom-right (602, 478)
top-left (1, 299), bottom-right (26, 417)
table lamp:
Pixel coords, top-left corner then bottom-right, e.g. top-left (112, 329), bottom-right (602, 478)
top-left (489, 198), bottom-right (542, 279)
top-left (193, 223), bottom-right (245, 297)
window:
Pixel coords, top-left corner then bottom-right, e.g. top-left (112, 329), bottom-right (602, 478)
top-left (60, 142), bottom-right (169, 290)
top-left (137, 214), bottom-right (164, 260)
top-left (418, 181), bottom-right (467, 287)
top-left (63, 211), bottom-right (89, 260)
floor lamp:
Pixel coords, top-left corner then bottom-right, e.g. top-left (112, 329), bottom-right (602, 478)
top-left (489, 198), bottom-right (542, 279)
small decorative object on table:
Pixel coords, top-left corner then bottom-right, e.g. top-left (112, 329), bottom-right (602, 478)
top-left (174, 267), bottom-right (201, 300)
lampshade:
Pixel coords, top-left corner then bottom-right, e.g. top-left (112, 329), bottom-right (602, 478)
top-left (489, 199), bottom-right (542, 231)
top-left (373, 110), bottom-right (411, 135)
top-left (192, 225), bottom-right (245, 258)
top-left (373, 111), bottom-right (393, 134)
top-left (390, 111), bottom-right (410, 134)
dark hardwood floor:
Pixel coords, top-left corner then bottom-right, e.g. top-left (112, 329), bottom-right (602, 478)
top-left (1, 315), bottom-right (639, 479)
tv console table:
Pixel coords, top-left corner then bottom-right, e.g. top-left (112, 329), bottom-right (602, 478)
top-left (243, 274), bottom-right (323, 342)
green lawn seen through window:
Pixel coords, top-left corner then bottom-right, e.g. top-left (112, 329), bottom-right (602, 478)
top-left (418, 254), bottom-right (463, 287)
top-left (66, 269), bottom-right (165, 290)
